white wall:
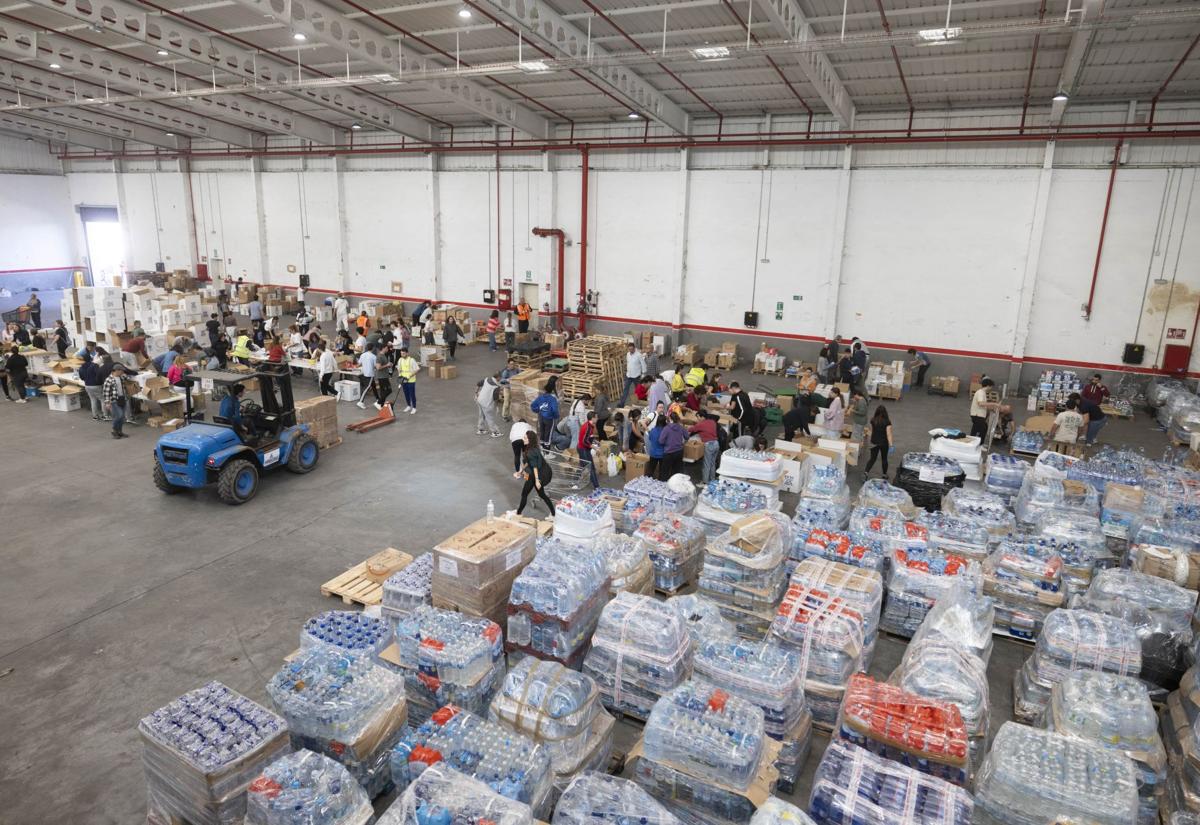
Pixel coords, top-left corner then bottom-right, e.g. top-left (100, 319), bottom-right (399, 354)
top-left (0, 173), bottom-right (77, 271)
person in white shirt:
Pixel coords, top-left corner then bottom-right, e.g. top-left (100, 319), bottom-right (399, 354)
top-left (287, 325), bottom-right (306, 359)
top-left (1050, 399), bottom-right (1084, 444)
top-left (356, 344), bottom-right (378, 409)
top-left (509, 420), bottom-right (534, 473)
top-left (264, 315), bottom-right (278, 337)
top-left (316, 345), bottom-right (337, 396)
top-left (620, 343), bottom-right (646, 406)
top-left (354, 331), bottom-right (367, 351)
top-left (296, 285), bottom-right (306, 307)
top-left (333, 293), bottom-right (350, 332)
top-left (969, 377), bottom-right (997, 439)
top-left (476, 373), bottom-right (503, 438)
top-left (646, 375), bottom-right (669, 416)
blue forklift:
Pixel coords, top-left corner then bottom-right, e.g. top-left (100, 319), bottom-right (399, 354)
top-left (152, 362), bottom-right (320, 504)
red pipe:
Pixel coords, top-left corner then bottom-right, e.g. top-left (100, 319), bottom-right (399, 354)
top-left (531, 227), bottom-right (565, 328)
top-left (1085, 139), bottom-right (1123, 321)
top-left (495, 151), bottom-right (501, 292)
top-left (1149, 30), bottom-right (1200, 131)
top-left (579, 145), bottom-right (590, 334)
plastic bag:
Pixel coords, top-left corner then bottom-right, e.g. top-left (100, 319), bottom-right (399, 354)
top-left (377, 763), bottom-right (533, 825)
top-left (245, 750), bottom-right (372, 825)
top-left (552, 772), bottom-right (682, 825)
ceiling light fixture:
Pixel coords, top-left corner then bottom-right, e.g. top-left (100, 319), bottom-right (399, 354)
top-left (627, 112), bottom-right (640, 119)
top-left (293, 31), bottom-right (307, 41)
top-left (917, 26), bottom-right (962, 42)
top-left (165, 131), bottom-right (175, 136)
top-left (458, 8), bottom-right (472, 18)
top-left (49, 62), bottom-right (61, 69)
top-left (1052, 90), bottom-right (1069, 102)
top-left (157, 48), bottom-right (169, 55)
top-left (517, 60), bottom-right (550, 72)
top-left (350, 122), bottom-right (362, 130)
top-left (690, 45), bottom-right (730, 60)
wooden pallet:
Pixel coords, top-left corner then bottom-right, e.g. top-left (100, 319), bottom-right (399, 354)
top-left (320, 547), bottom-right (414, 606)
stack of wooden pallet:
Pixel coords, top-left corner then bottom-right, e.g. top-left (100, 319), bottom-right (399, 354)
top-left (562, 336), bottom-right (625, 401)
top-left (510, 349), bottom-right (551, 370)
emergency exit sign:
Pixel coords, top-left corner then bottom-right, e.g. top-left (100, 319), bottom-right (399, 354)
top-left (1168, 328), bottom-right (1187, 339)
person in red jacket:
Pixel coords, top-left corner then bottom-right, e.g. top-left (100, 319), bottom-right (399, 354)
top-left (1081, 373), bottom-right (1110, 405)
top-left (486, 310), bottom-right (502, 352)
top-left (577, 410), bottom-right (600, 488)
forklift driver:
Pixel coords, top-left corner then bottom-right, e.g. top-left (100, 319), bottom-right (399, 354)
top-left (218, 383), bottom-right (256, 440)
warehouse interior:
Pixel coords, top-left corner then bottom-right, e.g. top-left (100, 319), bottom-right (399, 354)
top-left (4, 0), bottom-right (1200, 822)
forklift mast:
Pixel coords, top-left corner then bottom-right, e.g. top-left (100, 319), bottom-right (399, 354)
top-left (256, 362), bottom-right (297, 429)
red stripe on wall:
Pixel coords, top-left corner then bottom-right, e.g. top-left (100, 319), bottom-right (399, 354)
top-left (0, 265), bottom-right (82, 275)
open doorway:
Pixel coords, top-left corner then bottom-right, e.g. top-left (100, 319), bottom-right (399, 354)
top-left (519, 282), bottom-right (541, 320)
top-left (80, 206), bottom-right (123, 287)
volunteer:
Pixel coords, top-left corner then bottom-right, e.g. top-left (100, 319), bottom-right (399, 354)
top-left (644, 414), bottom-right (666, 481)
top-left (509, 420), bottom-right (534, 473)
top-left (797, 368), bottom-right (818, 393)
top-left (688, 412), bottom-right (720, 483)
top-left (394, 347), bottom-right (420, 414)
top-left (782, 394), bottom-right (812, 441)
top-left (316, 344), bottom-right (338, 396)
top-left (1081, 373), bottom-right (1110, 406)
top-left (515, 298), bottom-right (532, 333)
top-left (968, 378), bottom-right (998, 440)
top-left (863, 405), bottom-right (895, 478)
top-left (515, 431), bottom-right (555, 515)
top-left (1050, 398), bottom-right (1084, 444)
top-left (5, 345), bottom-right (28, 403)
top-left (620, 343), bottom-right (646, 406)
top-left (476, 372), bottom-right (503, 438)
top-left (577, 410), bottom-right (600, 488)
top-left (443, 315), bottom-right (461, 361)
top-left (333, 293), bottom-right (350, 332)
top-left (848, 388), bottom-right (869, 442)
top-left (906, 348), bottom-right (932, 388)
top-left (101, 362), bottom-right (129, 438)
top-left (499, 357), bottom-right (520, 421)
top-left (231, 329), bottom-right (258, 365)
top-left (531, 376), bottom-right (560, 448)
top-left (486, 310), bottom-right (502, 352)
top-left (355, 343), bottom-right (377, 410)
top-left (1072, 391), bottom-right (1108, 446)
top-left (822, 386), bottom-right (846, 435)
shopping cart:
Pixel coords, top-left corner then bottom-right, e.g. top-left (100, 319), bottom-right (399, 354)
top-left (2, 307), bottom-right (28, 325)
top-left (542, 447), bottom-right (591, 499)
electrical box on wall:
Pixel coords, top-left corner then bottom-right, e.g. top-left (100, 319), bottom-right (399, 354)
top-left (743, 311), bottom-right (759, 328)
top-left (1122, 343), bottom-right (1145, 365)
top-left (482, 289), bottom-right (496, 304)
top-left (299, 274), bottom-right (311, 288)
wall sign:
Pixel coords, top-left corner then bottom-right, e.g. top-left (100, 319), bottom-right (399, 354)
top-left (1168, 328), bottom-right (1187, 339)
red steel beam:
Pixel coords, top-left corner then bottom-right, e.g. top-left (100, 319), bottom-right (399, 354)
top-left (579, 145), bottom-right (590, 334)
top-left (873, 0), bottom-right (914, 129)
top-left (1084, 139), bottom-right (1123, 321)
top-left (1019, 0), bottom-right (1048, 133)
top-left (718, 0), bottom-right (812, 118)
top-left (1149, 29), bottom-right (1200, 130)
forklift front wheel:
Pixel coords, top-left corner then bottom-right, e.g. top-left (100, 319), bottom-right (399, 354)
top-left (217, 458), bottom-right (259, 505)
top-left (286, 435), bottom-right (319, 474)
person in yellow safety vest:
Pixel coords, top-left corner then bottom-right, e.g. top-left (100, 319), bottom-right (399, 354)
top-left (515, 300), bottom-right (532, 334)
top-left (231, 329), bottom-right (258, 365)
top-left (394, 347), bottom-right (420, 414)
top-left (669, 371), bottom-right (686, 396)
top-left (685, 366), bottom-right (706, 388)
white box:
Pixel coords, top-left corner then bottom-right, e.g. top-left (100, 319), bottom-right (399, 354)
top-left (772, 453), bottom-right (808, 494)
top-left (335, 379), bottom-right (361, 402)
top-left (266, 305), bottom-right (283, 318)
top-left (47, 391), bottom-right (82, 412)
top-left (317, 306), bottom-right (333, 321)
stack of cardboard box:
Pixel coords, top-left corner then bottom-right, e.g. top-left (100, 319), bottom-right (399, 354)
top-left (928, 376), bottom-right (961, 397)
top-left (674, 344), bottom-right (699, 366)
top-left (295, 395), bottom-right (341, 449)
top-left (431, 518), bottom-right (537, 627)
top-left (508, 370), bottom-right (549, 423)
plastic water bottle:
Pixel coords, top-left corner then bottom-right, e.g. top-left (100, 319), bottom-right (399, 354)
top-left (487, 499), bottom-right (495, 522)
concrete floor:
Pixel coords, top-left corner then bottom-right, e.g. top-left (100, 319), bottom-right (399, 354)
top-left (0, 332), bottom-right (1173, 822)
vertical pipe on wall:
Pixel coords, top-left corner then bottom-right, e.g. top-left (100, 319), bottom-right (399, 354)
top-left (496, 150), bottom-right (502, 291)
top-left (579, 145), bottom-right (589, 333)
top-left (1083, 139), bottom-right (1123, 321)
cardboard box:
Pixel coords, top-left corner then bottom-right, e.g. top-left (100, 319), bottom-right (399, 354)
top-left (683, 437), bottom-right (706, 462)
top-left (433, 518), bottom-right (536, 588)
top-left (441, 365), bottom-right (458, 380)
top-left (1024, 413), bottom-right (1055, 434)
top-left (624, 452), bottom-right (650, 481)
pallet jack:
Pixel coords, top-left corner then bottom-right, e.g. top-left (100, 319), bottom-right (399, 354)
top-left (346, 401), bottom-right (396, 433)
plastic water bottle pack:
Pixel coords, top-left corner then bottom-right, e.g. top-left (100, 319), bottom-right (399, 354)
top-left (914, 511), bottom-right (990, 561)
top-left (855, 478), bottom-right (918, 519)
top-left (266, 646), bottom-right (406, 798)
top-left (582, 592), bottom-right (694, 721)
top-left (984, 453), bottom-right (1030, 499)
top-left (1008, 429), bottom-right (1043, 456)
top-left (698, 514), bottom-right (791, 637)
top-left (941, 488), bottom-right (1015, 540)
top-left (982, 535), bottom-right (1066, 640)
top-left (848, 507), bottom-right (928, 554)
top-left (507, 537), bottom-right (609, 664)
top-left (795, 529), bottom-right (886, 573)
top-left (593, 533), bottom-right (654, 595)
top-left (1066, 446), bottom-right (1146, 492)
top-left (891, 638), bottom-right (989, 771)
top-left (667, 593), bottom-right (737, 651)
top-left (245, 749), bottom-right (373, 825)
top-left (301, 610), bottom-right (391, 656)
top-left (973, 722), bottom-right (1139, 825)
top-left (634, 512), bottom-right (707, 592)
top-left (377, 763), bottom-right (533, 825)
top-left (719, 448), bottom-right (785, 482)
top-left (892, 453), bottom-right (966, 512)
top-left (1129, 515), bottom-right (1200, 589)
top-left (1013, 608), bottom-right (1141, 723)
top-left (551, 772), bottom-right (683, 825)
top-left (382, 553), bottom-right (434, 621)
top-left (391, 704), bottom-right (553, 815)
top-left (791, 497), bottom-right (850, 535)
top-left (1014, 475), bottom-right (1100, 526)
top-left (624, 475), bottom-right (697, 515)
top-left (788, 558), bottom-right (883, 664)
top-left (1044, 670), bottom-right (1165, 825)
top-left (1031, 515), bottom-right (1108, 595)
top-left (392, 606), bottom-right (505, 723)
top-left (880, 548), bottom-right (981, 639)
top-left (909, 584), bottom-right (995, 663)
top-left (138, 681), bottom-right (291, 825)
top-left (808, 739), bottom-right (973, 825)
top-left (804, 465), bottom-right (847, 500)
top-left (555, 495), bottom-right (616, 543)
top-left (695, 481), bottom-right (771, 537)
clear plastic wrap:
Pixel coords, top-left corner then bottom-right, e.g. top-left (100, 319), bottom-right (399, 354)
top-left (789, 558), bottom-right (883, 662)
top-left (590, 488), bottom-right (649, 535)
top-left (973, 722), bottom-right (1139, 825)
top-left (1129, 516), bottom-right (1200, 589)
top-left (914, 511), bottom-right (990, 562)
top-left (391, 705), bottom-right (553, 814)
top-left (668, 593), bottom-right (737, 650)
top-left (382, 553), bottom-right (433, 621)
top-left (1036, 510), bottom-right (1110, 593)
top-left (892, 452), bottom-right (966, 512)
top-left (855, 478), bottom-right (918, 519)
top-left (835, 673), bottom-right (969, 786)
top-left (582, 592), bottom-right (693, 720)
top-left (1015, 476), bottom-right (1100, 525)
top-left (632, 748), bottom-right (767, 825)
top-left (1101, 483), bottom-right (1149, 539)
top-left (769, 582), bottom-right (864, 731)
top-left (1009, 429), bottom-right (1044, 456)
top-left (1066, 447), bottom-right (1146, 493)
top-left (392, 606), bottom-right (505, 723)
top-left (506, 537), bottom-right (609, 664)
top-left (1044, 670), bottom-right (1165, 825)
top-left (551, 772), bottom-right (683, 825)
top-left (749, 797), bottom-right (817, 825)
top-left (1075, 568), bottom-right (1196, 690)
top-left (985, 453), bottom-right (1030, 499)
top-left (139, 681), bottom-right (291, 825)
top-left (1014, 608), bottom-right (1141, 722)
top-left (624, 475), bottom-right (698, 515)
top-left (910, 584), bottom-right (995, 663)
top-left (634, 512), bottom-right (708, 592)
top-left (792, 496), bottom-right (850, 533)
top-left (554, 495), bottom-right (616, 542)
top-left (593, 533), bottom-right (654, 595)
top-left (983, 535), bottom-right (1066, 641)
top-left (1171, 402), bottom-right (1200, 444)
top-left (1149, 377), bottom-right (1188, 409)
top-left (245, 750), bottom-right (373, 825)
top-left (1031, 449), bottom-right (1077, 480)
top-left (890, 638), bottom-right (989, 769)
top-left (808, 739), bottom-right (973, 825)
top-left (804, 464), bottom-right (846, 499)
top-left (300, 610), bottom-right (391, 656)
top-left (941, 488), bottom-right (1016, 540)
top-left (699, 513), bottom-right (791, 637)
top-left (1141, 468), bottom-right (1200, 521)
top-left (643, 680), bottom-right (766, 791)
top-left (879, 548), bottom-right (982, 639)
top-left (719, 449), bottom-right (786, 481)
top-left (794, 528), bottom-right (886, 573)
top-left (377, 763), bottom-right (533, 825)
top-left (848, 507), bottom-right (928, 554)
top-left (267, 646), bottom-right (407, 797)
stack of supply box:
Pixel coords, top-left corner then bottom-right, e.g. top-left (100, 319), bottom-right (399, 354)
top-left (717, 449), bottom-right (787, 509)
top-left (489, 658), bottom-right (615, 802)
top-left (508, 371), bottom-right (549, 424)
top-left (1076, 568), bottom-right (1197, 694)
top-left (1100, 482), bottom-right (1146, 539)
top-left (302, 610), bottom-right (391, 655)
top-left (789, 558), bottom-right (883, 667)
top-left (694, 479), bottom-right (771, 538)
top-left (378, 763), bottom-right (534, 825)
top-left (139, 681), bottom-right (291, 825)
top-left (505, 538), bottom-right (609, 667)
top-left (941, 488), bottom-right (1016, 544)
top-left (1014, 476), bottom-right (1099, 527)
top-left (390, 606), bottom-right (505, 724)
top-left (381, 553), bottom-right (434, 624)
top-left (593, 533), bottom-right (655, 595)
top-left (390, 705), bottom-right (554, 817)
top-left (432, 517), bottom-right (536, 627)
top-left (245, 750), bottom-right (373, 825)
top-left (835, 673), bottom-right (969, 787)
top-left (794, 465), bottom-right (851, 530)
top-left (634, 512), bottom-right (707, 593)
top-left (1012, 608), bottom-right (1141, 723)
top-left (864, 360), bottom-right (906, 399)
top-left (855, 478), bottom-right (918, 519)
top-left (1038, 509), bottom-right (1112, 592)
top-left (879, 547), bottom-right (981, 638)
top-left (1043, 670), bottom-right (1165, 825)
top-left (793, 528), bottom-right (886, 575)
top-left (984, 453), bottom-right (1030, 503)
top-left (698, 512), bottom-right (791, 637)
top-left (582, 592), bottom-right (693, 720)
top-left (915, 511), bottom-right (990, 563)
top-left (1031, 368), bottom-right (1083, 406)
top-left (1128, 517), bottom-right (1200, 590)
top-left (807, 739), bottom-right (973, 825)
top-left (769, 581), bottom-right (865, 731)
top-left (294, 395), bottom-right (341, 450)
top-left (554, 495), bottom-right (616, 546)
top-left (633, 681), bottom-right (776, 825)
top-left (266, 647), bottom-right (407, 798)
top-left (973, 723), bottom-right (1139, 825)
top-left (1161, 666), bottom-right (1200, 818)
top-left (983, 535), bottom-right (1067, 640)
top-left (553, 773), bottom-right (683, 825)
top-left (893, 453), bottom-right (966, 511)
top-left (694, 637), bottom-right (813, 794)
top-left (928, 434), bottom-right (983, 481)
top-left (668, 593), bottom-right (737, 651)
